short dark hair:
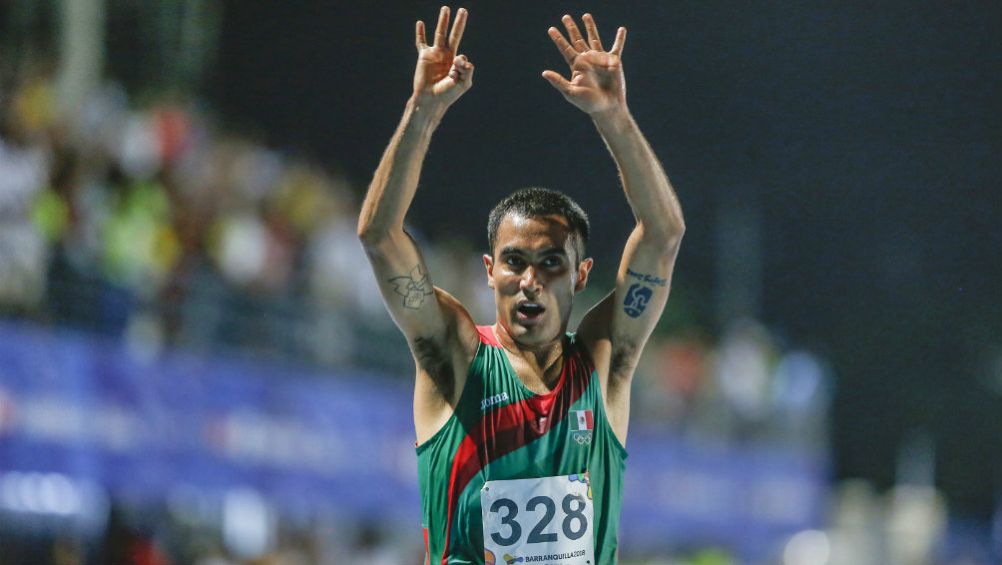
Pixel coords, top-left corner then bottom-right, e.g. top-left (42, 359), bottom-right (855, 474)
top-left (487, 187), bottom-right (590, 262)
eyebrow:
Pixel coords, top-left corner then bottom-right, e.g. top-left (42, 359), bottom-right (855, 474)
top-left (499, 246), bottom-right (568, 257)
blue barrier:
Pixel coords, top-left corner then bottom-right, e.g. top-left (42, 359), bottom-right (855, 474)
top-left (0, 320), bottom-right (826, 558)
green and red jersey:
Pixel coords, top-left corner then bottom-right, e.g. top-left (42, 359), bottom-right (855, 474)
top-left (417, 326), bottom-right (628, 564)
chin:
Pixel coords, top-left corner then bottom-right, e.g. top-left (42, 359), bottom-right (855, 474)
top-left (510, 320), bottom-right (562, 345)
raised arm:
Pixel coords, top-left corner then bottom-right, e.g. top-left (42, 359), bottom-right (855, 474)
top-left (542, 14), bottom-right (685, 443)
top-left (357, 7), bottom-right (478, 417)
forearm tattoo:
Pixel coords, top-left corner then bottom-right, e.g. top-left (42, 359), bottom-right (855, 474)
top-left (623, 269), bottom-right (665, 318)
top-left (389, 265), bottom-right (434, 309)
top-left (626, 267), bottom-right (668, 287)
top-left (623, 284), bottom-right (653, 318)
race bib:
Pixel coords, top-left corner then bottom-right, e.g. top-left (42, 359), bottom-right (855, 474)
top-left (481, 474), bottom-right (594, 565)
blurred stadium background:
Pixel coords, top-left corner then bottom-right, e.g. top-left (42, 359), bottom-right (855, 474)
top-left (0, 1), bottom-right (999, 564)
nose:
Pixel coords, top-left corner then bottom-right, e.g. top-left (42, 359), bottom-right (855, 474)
top-left (520, 265), bottom-right (541, 294)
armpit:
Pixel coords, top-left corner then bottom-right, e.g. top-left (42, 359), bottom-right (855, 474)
top-left (412, 335), bottom-right (455, 400)
top-left (609, 341), bottom-right (639, 381)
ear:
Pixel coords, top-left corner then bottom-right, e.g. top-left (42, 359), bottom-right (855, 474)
top-left (574, 258), bottom-right (594, 293)
top-left (483, 254), bottom-right (495, 289)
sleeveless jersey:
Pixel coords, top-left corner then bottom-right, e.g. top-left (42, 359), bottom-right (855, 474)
top-left (417, 325), bottom-right (628, 564)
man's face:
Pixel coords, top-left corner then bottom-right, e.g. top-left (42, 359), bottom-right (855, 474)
top-left (484, 213), bottom-right (593, 348)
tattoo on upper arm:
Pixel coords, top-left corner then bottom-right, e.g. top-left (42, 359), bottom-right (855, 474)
top-left (626, 268), bottom-right (668, 287)
top-left (389, 265), bottom-right (434, 309)
top-left (623, 268), bottom-right (667, 318)
top-left (623, 284), bottom-right (653, 318)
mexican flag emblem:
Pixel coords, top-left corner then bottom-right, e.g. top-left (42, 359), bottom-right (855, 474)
top-left (570, 409), bottom-right (594, 431)
top-left (570, 410), bottom-right (594, 445)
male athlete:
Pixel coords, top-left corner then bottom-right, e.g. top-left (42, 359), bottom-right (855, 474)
top-left (357, 7), bottom-right (684, 564)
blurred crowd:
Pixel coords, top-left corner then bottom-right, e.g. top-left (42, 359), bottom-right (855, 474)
top-left (0, 68), bottom-right (830, 445)
top-left (0, 67), bottom-right (847, 564)
top-left (1, 66), bottom-right (432, 374)
top-left (0, 65), bottom-right (843, 564)
top-left (0, 68), bottom-right (852, 565)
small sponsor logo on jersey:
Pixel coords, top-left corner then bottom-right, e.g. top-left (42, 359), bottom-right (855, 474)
top-left (569, 409), bottom-right (594, 445)
top-left (569, 471), bottom-right (593, 500)
top-left (481, 392), bottom-right (510, 411)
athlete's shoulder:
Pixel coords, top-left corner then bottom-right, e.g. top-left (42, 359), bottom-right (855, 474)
top-left (475, 324), bottom-right (501, 347)
top-left (425, 288), bottom-right (480, 356)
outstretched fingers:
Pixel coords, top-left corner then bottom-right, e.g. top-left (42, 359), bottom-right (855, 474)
top-left (433, 6), bottom-right (450, 48)
top-left (548, 27), bottom-right (578, 66)
top-left (448, 7), bottom-right (467, 52)
top-left (415, 20), bottom-right (427, 49)
top-left (551, 14), bottom-right (624, 61)
top-left (541, 70), bottom-right (573, 95)
top-left (561, 15), bottom-right (589, 53)
top-left (610, 26), bottom-right (627, 56)
top-left (423, 7), bottom-right (466, 53)
top-left (582, 13), bottom-right (604, 51)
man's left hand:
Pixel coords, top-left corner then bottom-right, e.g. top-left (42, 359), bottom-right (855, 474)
top-left (542, 14), bottom-right (628, 117)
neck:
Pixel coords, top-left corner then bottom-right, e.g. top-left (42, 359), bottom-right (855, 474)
top-left (492, 323), bottom-right (566, 377)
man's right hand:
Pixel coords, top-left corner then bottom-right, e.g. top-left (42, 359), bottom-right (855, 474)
top-left (413, 6), bottom-right (472, 111)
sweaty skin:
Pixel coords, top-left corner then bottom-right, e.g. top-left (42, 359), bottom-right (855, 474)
top-left (357, 2), bottom-right (684, 461)
top-left (357, 7), bottom-right (685, 561)
top-left (484, 213), bottom-right (592, 393)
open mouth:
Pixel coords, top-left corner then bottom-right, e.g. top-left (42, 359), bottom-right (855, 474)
top-left (516, 302), bottom-right (546, 323)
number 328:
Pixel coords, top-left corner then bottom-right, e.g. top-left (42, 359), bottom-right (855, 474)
top-left (487, 494), bottom-right (589, 546)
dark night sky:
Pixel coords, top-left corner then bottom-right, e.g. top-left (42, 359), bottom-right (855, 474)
top-left (210, 1), bottom-right (1002, 517)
